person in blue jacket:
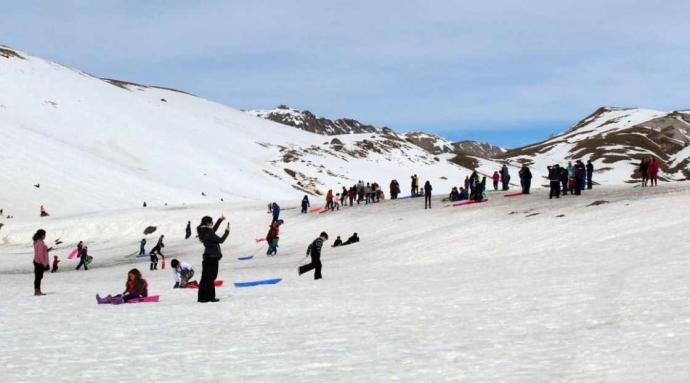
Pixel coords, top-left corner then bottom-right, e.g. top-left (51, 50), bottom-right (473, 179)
top-left (271, 202), bottom-right (280, 223)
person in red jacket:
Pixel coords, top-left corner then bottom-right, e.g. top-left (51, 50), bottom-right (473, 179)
top-left (648, 157), bottom-right (660, 187)
top-left (51, 255), bottom-right (60, 273)
top-left (32, 229), bottom-right (52, 295)
top-left (266, 219), bottom-right (283, 256)
top-left (97, 268), bottom-right (148, 304)
top-left (492, 171), bottom-right (500, 191)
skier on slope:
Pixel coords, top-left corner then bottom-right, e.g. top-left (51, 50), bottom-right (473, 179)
top-left (298, 232), bottom-right (328, 280)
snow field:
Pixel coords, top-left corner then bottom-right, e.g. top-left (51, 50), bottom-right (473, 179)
top-left (1, 184), bottom-right (690, 382)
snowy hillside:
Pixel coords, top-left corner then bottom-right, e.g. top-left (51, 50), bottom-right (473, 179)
top-left (500, 107), bottom-right (690, 183)
top-left (0, 46), bottom-right (469, 218)
top-left (2, 184), bottom-right (690, 381)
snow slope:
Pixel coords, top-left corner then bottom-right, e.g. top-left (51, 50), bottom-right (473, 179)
top-left (1, 184), bottom-right (689, 382)
top-left (0, 46), bottom-right (470, 219)
top-left (500, 107), bottom-right (690, 184)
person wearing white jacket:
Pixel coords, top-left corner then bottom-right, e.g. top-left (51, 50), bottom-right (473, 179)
top-left (170, 259), bottom-right (195, 288)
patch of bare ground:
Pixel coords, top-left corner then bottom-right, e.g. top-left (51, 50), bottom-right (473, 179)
top-left (0, 47), bottom-right (24, 59)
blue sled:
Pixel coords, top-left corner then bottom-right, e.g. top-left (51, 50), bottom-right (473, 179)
top-left (237, 256), bottom-right (253, 261)
top-left (234, 278), bottom-right (282, 288)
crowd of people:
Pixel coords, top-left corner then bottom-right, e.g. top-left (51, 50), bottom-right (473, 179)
top-left (547, 160), bottom-right (595, 199)
top-left (639, 157), bottom-right (661, 187)
top-left (29, 155), bottom-right (669, 303)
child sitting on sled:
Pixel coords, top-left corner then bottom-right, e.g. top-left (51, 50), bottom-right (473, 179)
top-left (97, 268), bottom-right (148, 304)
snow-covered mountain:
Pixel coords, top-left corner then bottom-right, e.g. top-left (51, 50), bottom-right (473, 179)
top-left (499, 107), bottom-right (690, 183)
top-left (248, 106), bottom-right (507, 161)
top-left (0, 46), bottom-right (469, 218)
top-left (245, 105), bottom-right (382, 135)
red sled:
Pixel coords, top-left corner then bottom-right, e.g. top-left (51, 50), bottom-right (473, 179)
top-left (184, 280), bottom-right (224, 289)
top-left (452, 199), bottom-right (488, 207)
top-left (504, 192), bottom-right (523, 197)
top-left (255, 238), bottom-right (267, 244)
top-left (308, 207), bottom-right (323, 213)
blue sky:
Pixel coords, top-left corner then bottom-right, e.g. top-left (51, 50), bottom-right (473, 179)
top-left (3, 1), bottom-right (690, 148)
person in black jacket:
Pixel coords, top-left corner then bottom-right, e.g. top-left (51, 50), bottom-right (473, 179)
top-left (301, 195), bottom-right (310, 214)
top-left (547, 165), bottom-right (561, 199)
top-left (424, 181), bottom-right (432, 209)
top-left (520, 165), bottom-right (533, 194)
top-left (185, 221), bottom-right (192, 239)
top-left (299, 232), bottom-right (328, 280)
top-left (586, 160), bottom-right (594, 189)
top-left (332, 236), bottom-right (343, 247)
top-left (343, 232), bottom-right (359, 245)
top-left (197, 215), bottom-right (229, 302)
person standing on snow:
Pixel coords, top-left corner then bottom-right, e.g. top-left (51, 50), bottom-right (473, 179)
top-left (492, 171), bottom-right (500, 191)
top-left (185, 221), bottom-right (192, 240)
top-left (149, 235), bottom-right (165, 270)
top-left (32, 229), bottom-right (51, 296)
top-left (500, 165), bottom-right (511, 191)
top-left (139, 238), bottom-right (146, 256)
top-left (76, 245), bottom-right (89, 271)
top-left (648, 157), bottom-right (659, 187)
top-left (547, 165), bottom-right (561, 199)
top-left (586, 160), bottom-right (594, 189)
top-left (560, 167), bottom-right (569, 196)
top-left (520, 165), bottom-right (533, 194)
top-left (197, 215), bottom-right (229, 303)
top-left (271, 202), bottom-right (281, 223)
top-left (424, 180), bottom-right (433, 209)
top-left (265, 220), bottom-right (282, 256)
top-left (298, 232), bottom-right (328, 280)
top-left (301, 195), bottom-right (310, 214)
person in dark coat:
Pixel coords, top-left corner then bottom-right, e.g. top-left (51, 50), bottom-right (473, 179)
top-left (500, 165), bottom-right (511, 191)
top-left (560, 167), bottom-right (569, 196)
top-left (197, 215), bottom-right (229, 302)
top-left (547, 165), bottom-right (561, 199)
top-left (520, 165), bottom-right (533, 194)
top-left (332, 236), bottom-right (343, 247)
top-left (76, 246), bottom-right (89, 271)
top-left (298, 232), bottom-right (328, 280)
top-left (271, 203), bottom-right (281, 223)
top-left (424, 181), bottom-right (433, 209)
top-left (301, 195), bottom-right (310, 214)
top-left (586, 160), bottom-right (594, 189)
top-left (343, 233), bottom-right (360, 245)
top-left (185, 221), bottom-right (192, 240)
top-left (149, 235), bottom-right (164, 270)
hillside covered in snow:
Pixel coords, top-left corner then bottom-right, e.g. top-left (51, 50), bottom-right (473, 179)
top-left (2, 44), bottom-right (690, 221)
top-left (0, 46), bottom-right (470, 218)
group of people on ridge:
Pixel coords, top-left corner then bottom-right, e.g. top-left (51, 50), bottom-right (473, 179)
top-left (547, 160), bottom-right (594, 199)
